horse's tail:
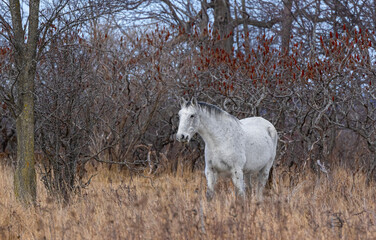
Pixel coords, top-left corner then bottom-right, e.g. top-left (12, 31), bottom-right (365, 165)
top-left (267, 126), bottom-right (278, 152)
top-left (266, 126), bottom-right (278, 191)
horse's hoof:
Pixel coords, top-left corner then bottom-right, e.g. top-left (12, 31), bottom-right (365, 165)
top-left (206, 191), bottom-right (214, 201)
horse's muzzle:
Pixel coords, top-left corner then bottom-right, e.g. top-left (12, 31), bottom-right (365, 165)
top-left (176, 133), bottom-right (190, 142)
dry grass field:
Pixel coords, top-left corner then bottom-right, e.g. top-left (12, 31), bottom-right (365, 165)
top-left (1, 161), bottom-right (376, 240)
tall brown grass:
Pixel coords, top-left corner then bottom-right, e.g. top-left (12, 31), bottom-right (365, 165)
top-left (0, 160), bottom-right (375, 240)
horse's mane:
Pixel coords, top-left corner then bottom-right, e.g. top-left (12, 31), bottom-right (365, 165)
top-left (186, 101), bottom-right (238, 122)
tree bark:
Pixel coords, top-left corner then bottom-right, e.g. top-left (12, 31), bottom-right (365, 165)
top-left (212, 0), bottom-right (233, 53)
top-left (241, 0), bottom-right (250, 56)
top-left (10, 0), bottom-right (40, 205)
top-left (281, 0), bottom-right (293, 53)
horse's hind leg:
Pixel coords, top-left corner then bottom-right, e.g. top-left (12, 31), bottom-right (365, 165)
top-left (244, 173), bottom-right (251, 192)
top-left (245, 172), bottom-right (258, 196)
top-left (257, 161), bottom-right (273, 198)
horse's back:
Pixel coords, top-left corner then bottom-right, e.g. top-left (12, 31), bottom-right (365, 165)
top-left (240, 116), bottom-right (273, 126)
top-left (240, 117), bottom-right (276, 140)
top-left (240, 117), bottom-right (278, 170)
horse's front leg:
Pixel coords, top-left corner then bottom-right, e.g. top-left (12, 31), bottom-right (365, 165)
top-left (231, 167), bottom-right (245, 198)
top-left (205, 167), bottom-right (217, 201)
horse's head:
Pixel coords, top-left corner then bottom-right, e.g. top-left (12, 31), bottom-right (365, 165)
top-left (176, 97), bottom-right (200, 143)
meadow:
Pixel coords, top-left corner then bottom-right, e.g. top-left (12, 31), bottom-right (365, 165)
top-left (1, 161), bottom-right (376, 240)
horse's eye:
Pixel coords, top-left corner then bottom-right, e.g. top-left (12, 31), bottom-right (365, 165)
top-left (190, 114), bottom-right (195, 118)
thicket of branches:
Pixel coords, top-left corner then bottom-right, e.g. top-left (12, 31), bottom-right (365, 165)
top-left (0, 0), bottom-right (375, 200)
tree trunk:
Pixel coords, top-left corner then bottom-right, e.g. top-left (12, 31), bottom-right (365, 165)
top-left (241, 0), bottom-right (251, 56)
top-left (281, 0), bottom-right (293, 53)
top-left (10, 0), bottom-right (40, 205)
top-left (213, 0), bottom-right (233, 53)
top-left (14, 68), bottom-right (36, 204)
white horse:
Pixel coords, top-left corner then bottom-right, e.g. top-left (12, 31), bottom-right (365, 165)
top-left (176, 98), bottom-right (278, 200)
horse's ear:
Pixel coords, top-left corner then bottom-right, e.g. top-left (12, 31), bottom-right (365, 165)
top-left (180, 97), bottom-right (188, 108)
top-left (191, 97), bottom-right (198, 106)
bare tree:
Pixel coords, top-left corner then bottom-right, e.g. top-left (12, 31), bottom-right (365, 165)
top-left (7, 0), bottom-right (40, 204)
top-left (0, 0), bottom-right (147, 203)
top-left (131, 0), bottom-right (281, 52)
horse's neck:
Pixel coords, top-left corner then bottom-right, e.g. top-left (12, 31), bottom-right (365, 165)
top-left (198, 113), bottom-right (239, 147)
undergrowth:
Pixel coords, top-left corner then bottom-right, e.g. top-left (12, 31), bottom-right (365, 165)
top-left (0, 161), bottom-right (375, 239)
